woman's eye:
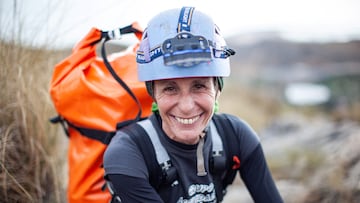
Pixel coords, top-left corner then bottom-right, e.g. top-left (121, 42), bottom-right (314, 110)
top-left (163, 86), bottom-right (177, 93)
top-left (193, 84), bottom-right (206, 90)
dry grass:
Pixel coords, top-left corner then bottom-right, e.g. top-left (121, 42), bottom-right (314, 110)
top-left (219, 81), bottom-right (281, 131)
top-left (0, 40), bottom-right (69, 203)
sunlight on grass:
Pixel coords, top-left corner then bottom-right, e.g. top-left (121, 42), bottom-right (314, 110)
top-left (0, 40), bottom-right (69, 202)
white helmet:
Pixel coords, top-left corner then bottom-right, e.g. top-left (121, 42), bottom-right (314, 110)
top-left (137, 7), bottom-right (235, 82)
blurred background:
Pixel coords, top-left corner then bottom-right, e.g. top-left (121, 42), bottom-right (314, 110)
top-left (1, 0), bottom-right (359, 202)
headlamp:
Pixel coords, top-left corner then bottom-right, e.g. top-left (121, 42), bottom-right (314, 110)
top-left (162, 32), bottom-right (212, 67)
top-left (137, 33), bottom-right (234, 67)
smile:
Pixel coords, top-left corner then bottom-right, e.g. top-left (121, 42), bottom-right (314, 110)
top-left (175, 115), bottom-right (200, 125)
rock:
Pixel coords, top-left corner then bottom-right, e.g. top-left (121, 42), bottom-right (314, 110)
top-left (258, 114), bottom-right (360, 202)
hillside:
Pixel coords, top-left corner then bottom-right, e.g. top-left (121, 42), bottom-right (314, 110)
top-left (226, 35), bottom-right (360, 82)
top-left (221, 35), bottom-right (360, 122)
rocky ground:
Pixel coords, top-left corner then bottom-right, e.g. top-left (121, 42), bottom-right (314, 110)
top-left (222, 114), bottom-right (360, 203)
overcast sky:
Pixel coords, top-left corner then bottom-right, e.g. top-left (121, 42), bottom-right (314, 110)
top-left (1, 0), bottom-right (360, 49)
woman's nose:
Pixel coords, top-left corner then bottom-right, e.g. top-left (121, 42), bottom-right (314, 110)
top-left (177, 93), bottom-right (195, 113)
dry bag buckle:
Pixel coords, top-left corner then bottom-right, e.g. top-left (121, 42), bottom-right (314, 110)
top-left (162, 33), bottom-right (212, 67)
top-left (107, 29), bottom-right (122, 40)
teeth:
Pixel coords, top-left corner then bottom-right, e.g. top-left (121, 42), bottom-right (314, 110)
top-left (175, 116), bottom-right (200, 124)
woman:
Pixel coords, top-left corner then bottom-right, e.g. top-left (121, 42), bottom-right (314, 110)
top-left (104, 7), bottom-right (283, 203)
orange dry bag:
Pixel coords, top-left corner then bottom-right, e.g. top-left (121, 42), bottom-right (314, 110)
top-left (49, 23), bottom-right (153, 203)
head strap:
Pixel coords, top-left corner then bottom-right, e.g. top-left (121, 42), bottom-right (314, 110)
top-left (177, 7), bottom-right (195, 32)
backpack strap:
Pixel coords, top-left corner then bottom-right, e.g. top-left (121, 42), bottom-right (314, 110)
top-left (49, 115), bottom-right (115, 145)
top-left (136, 119), bottom-right (178, 187)
top-left (212, 114), bottom-right (240, 200)
top-left (101, 25), bottom-right (144, 127)
top-left (209, 120), bottom-right (224, 158)
top-left (134, 118), bottom-right (227, 192)
top-left (121, 122), bottom-right (164, 189)
top-left (208, 120), bottom-right (227, 201)
top-left (103, 119), bottom-right (175, 203)
top-left (138, 120), bottom-right (172, 171)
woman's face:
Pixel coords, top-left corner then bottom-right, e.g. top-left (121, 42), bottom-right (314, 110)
top-left (153, 77), bottom-right (219, 145)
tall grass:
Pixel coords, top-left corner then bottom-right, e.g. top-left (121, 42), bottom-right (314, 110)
top-left (0, 40), bottom-right (68, 202)
top-left (0, 1), bottom-right (69, 202)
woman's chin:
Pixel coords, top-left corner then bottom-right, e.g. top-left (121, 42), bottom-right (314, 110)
top-left (174, 131), bottom-right (202, 144)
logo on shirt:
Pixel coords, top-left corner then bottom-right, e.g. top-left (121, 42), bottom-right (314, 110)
top-left (176, 183), bottom-right (216, 203)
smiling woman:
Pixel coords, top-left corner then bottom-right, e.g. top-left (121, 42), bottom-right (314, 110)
top-left (154, 77), bottom-right (218, 145)
top-left (103, 6), bottom-right (283, 203)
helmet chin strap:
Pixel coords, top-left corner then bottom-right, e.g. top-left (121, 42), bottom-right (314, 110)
top-left (196, 130), bottom-right (207, 176)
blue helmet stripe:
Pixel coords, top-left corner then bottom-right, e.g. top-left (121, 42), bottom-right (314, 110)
top-left (177, 7), bottom-right (195, 33)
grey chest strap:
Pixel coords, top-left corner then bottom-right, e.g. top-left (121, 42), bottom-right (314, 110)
top-left (138, 119), bottom-right (171, 169)
top-left (137, 119), bottom-right (224, 169)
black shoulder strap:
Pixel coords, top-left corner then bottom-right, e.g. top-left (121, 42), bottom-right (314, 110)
top-left (121, 123), bottom-right (163, 189)
top-left (101, 26), bottom-right (143, 127)
top-left (49, 115), bottom-right (115, 145)
top-left (212, 114), bottom-right (240, 199)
